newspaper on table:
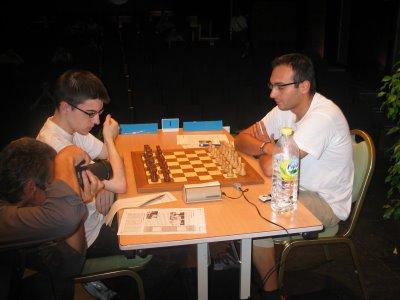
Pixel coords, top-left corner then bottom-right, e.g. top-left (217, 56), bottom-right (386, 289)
top-left (117, 207), bottom-right (206, 235)
top-left (177, 134), bottom-right (229, 148)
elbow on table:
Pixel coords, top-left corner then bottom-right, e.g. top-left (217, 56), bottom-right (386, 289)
top-left (259, 155), bottom-right (273, 177)
top-left (262, 167), bottom-right (273, 177)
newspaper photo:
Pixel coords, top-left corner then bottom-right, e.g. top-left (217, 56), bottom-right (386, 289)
top-left (117, 207), bottom-right (207, 235)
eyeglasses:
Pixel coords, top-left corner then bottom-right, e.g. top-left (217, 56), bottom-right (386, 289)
top-left (268, 81), bottom-right (301, 90)
top-left (69, 103), bottom-right (104, 118)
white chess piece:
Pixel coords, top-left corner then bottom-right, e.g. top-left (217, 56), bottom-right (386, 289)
top-left (239, 162), bottom-right (246, 176)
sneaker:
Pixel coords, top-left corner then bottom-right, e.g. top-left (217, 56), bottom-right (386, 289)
top-left (213, 252), bottom-right (240, 271)
top-left (82, 281), bottom-right (117, 300)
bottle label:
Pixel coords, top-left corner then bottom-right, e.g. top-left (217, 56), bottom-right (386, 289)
top-left (279, 158), bottom-right (299, 181)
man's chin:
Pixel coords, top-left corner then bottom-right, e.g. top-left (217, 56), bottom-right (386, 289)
top-left (77, 129), bottom-right (91, 135)
top-left (276, 103), bottom-right (285, 110)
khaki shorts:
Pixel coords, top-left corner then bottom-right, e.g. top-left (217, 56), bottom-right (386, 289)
top-left (253, 190), bottom-right (340, 248)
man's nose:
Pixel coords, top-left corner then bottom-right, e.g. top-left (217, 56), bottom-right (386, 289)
top-left (93, 114), bottom-right (100, 125)
top-left (269, 88), bottom-right (277, 98)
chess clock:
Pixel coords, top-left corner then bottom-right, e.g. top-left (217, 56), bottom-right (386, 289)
top-left (162, 118), bottom-right (179, 132)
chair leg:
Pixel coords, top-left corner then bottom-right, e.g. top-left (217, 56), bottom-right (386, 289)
top-left (277, 241), bottom-right (293, 290)
top-left (127, 271), bottom-right (146, 300)
top-left (323, 245), bottom-right (333, 262)
top-left (345, 240), bottom-right (368, 299)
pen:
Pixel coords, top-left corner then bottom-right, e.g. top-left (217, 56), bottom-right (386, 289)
top-left (138, 194), bottom-right (166, 207)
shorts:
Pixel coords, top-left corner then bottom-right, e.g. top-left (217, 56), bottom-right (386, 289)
top-left (253, 190), bottom-right (340, 248)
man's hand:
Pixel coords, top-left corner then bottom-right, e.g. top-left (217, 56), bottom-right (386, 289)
top-left (58, 145), bottom-right (91, 167)
top-left (250, 121), bottom-right (271, 142)
top-left (55, 145), bottom-right (93, 195)
top-left (95, 189), bottom-right (115, 215)
top-left (102, 114), bottom-right (120, 142)
top-left (80, 170), bottom-right (105, 203)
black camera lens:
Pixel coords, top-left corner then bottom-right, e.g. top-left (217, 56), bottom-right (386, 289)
top-left (76, 160), bottom-right (113, 189)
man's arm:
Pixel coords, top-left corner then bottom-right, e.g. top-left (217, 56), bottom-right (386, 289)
top-left (235, 121), bottom-right (275, 155)
top-left (100, 114), bottom-right (127, 194)
top-left (235, 121), bottom-right (277, 176)
top-left (56, 146), bottom-right (105, 203)
top-left (0, 181), bottom-right (85, 249)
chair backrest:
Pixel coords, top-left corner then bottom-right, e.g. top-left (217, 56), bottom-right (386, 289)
top-left (343, 129), bottom-right (375, 238)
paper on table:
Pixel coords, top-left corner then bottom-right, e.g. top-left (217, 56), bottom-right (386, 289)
top-left (176, 134), bottom-right (229, 148)
top-left (104, 192), bottom-right (177, 226)
top-left (117, 207), bottom-right (207, 235)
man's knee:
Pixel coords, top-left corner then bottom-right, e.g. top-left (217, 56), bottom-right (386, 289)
top-left (253, 238), bottom-right (274, 248)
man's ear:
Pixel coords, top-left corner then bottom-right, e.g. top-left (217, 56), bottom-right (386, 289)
top-left (59, 101), bottom-right (71, 114)
top-left (21, 179), bottom-right (37, 204)
top-left (299, 80), bottom-right (311, 94)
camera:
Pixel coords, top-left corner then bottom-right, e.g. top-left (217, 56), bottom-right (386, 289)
top-left (76, 160), bottom-right (113, 189)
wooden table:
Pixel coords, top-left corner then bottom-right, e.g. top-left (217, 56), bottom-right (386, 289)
top-left (115, 129), bottom-right (323, 300)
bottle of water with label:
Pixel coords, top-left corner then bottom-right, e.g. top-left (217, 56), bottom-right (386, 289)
top-left (271, 127), bottom-right (299, 213)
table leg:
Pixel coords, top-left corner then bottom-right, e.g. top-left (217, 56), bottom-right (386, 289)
top-left (197, 242), bottom-right (208, 300)
top-left (240, 238), bottom-right (252, 299)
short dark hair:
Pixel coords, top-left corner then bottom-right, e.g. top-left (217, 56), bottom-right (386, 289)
top-left (271, 53), bottom-right (316, 94)
top-left (53, 70), bottom-right (110, 108)
top-left (0, 137), bottom-right (56, 203)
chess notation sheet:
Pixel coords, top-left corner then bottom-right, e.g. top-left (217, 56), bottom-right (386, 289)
top-left (117, 207), bottom-right (207, 235)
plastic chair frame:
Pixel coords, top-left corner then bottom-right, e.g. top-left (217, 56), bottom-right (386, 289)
top-left (74, 258), bottom-right (147, 300)
top-left (277, 129), bottom-right (376, 299)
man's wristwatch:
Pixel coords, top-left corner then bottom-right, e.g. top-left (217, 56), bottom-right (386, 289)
top-left (259, 141), bottom-right (270, 154)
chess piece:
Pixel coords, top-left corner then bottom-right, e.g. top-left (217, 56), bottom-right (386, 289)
top-left (227, 166), bottom-right (234, 177)
top-left (150, 171), bottom-right (159, 182)
top-left (239, 163), bottom-right (246, 176)
top-left (162, 170), bottom-right (171, 182)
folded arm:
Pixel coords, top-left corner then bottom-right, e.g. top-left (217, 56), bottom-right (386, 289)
top-left (0, 180), bottom-right (85, 249)
top-left (99, 115), bottom-right (127, 194)
top-left (235, 121), bottom-right (277, 176)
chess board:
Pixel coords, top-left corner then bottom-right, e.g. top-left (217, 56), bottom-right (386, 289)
top-left (131, 148), bottom-right (264, 192)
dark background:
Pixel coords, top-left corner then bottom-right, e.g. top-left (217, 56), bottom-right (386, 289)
top-left (1, 0), bottom-right (399, 148)
top-left (1, 1), bottom-right (400, 297)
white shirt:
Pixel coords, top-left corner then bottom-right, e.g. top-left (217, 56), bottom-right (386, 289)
top-left (37, 117), bottom-right (104, 246)
top-left (261, 93), bottom-right (354, 220)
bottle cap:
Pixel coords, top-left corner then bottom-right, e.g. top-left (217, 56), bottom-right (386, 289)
top-left (281, 127), bottom-right (293, 135)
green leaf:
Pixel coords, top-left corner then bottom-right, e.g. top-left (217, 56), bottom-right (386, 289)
top-left (387, 127), bottom-right (400, 135)
top-left (383, 206), bottom-right (395, 219)
top-left (393, 207), bottom-right (400, 220)
top-left (382, 76), bottom-right (392, 82)
top-left (379, 59), bottom-right (400, 219)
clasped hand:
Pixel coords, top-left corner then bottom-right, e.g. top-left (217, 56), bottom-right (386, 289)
top-left (251, 121), bottom-right (271, 143)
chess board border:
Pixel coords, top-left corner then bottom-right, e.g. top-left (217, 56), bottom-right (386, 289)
top-left (131, 148), bottom-right (264, 193)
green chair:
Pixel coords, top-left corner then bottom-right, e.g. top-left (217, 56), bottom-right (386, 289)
top-left (75, 254), bottom-right (152, 300)
top-left (277, 129), bottom-right (376, 299)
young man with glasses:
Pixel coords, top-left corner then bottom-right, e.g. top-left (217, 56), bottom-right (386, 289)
top-left (235, 53), bottom-right (353, 300)
top-left (37, 70), bottom-right (127, 255)
top-left (0, 138), bottom-right (104, 299)
top-left (37, 70), bottom-right (180, 299)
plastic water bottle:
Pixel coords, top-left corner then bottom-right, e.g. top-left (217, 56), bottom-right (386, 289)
top-left (271, 127), bottom-right (299, 213)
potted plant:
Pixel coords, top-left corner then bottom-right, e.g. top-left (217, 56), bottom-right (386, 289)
top-left (378, 60), bottom-right (400, 254)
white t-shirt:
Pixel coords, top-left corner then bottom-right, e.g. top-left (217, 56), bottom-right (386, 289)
top-left (37, 117), bottom-right (104, 247)
top-left (261, 93), bottom-right (354, 221)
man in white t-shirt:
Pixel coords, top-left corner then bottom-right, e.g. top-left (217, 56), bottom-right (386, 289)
top-left (37, 70), bottom-right (126, 254)
top-left (235, 53), bottom-right (354, 300)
